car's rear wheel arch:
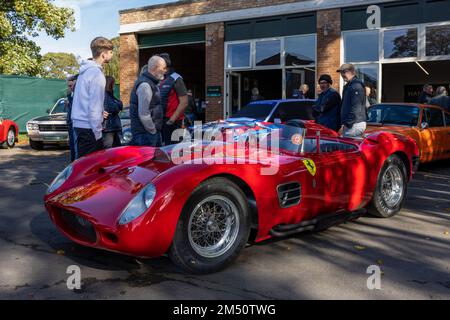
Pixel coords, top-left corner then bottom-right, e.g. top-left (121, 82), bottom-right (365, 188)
top-left (368, 154), bottom-right (408, 218)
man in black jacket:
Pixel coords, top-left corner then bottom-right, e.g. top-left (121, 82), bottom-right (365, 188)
top-left (312, 74), bottom-right (341, 132)
top-left (418, 84), bottom-right (434, 104)
top-left (337, 63), bottom-right (367, 137)
top-left (430, 86), bottom-right (449, 110)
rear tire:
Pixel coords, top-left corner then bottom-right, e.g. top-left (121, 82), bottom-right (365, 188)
top-left (368, 155), bottom-right (407, 218)
top-left (169, 177), bottom-right (251, 274)
top-left (29, 139), bottom-right (44, 150)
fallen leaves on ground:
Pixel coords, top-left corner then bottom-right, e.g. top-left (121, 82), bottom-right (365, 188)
top-left (56, 249), bottom-right (65, 255)
top-left (354, 245), bottom-right (366, 251)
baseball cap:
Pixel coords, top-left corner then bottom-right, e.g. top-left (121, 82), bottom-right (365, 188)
top-left (336, 63), bottom-right (355, 73)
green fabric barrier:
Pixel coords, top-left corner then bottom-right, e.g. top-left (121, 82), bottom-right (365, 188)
top-left (0, 75), bottom-right (121, 133)
top-left (0, 75), bottom-right (67, 133)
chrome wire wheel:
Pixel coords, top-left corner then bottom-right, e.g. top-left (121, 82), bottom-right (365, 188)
top-left (7, 129), bottom-right (15, 147)
top-left (188, 195), bottom-right (240, 258)
top-left (381, 165), bottom-right (404, 207)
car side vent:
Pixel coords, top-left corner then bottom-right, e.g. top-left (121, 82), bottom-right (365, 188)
top-left (277, 182), bottom-right (301, 208)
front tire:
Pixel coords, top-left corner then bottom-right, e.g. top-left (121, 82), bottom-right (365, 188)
top-left (368, 155), bottom-right (407, 218)
top-left (169, 177), bottom-right (251, 274)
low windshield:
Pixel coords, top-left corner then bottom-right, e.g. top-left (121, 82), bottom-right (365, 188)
top-left (232, 102), bottom-right (276, 120)
top-left (367, 104), bottom-right (420, 126)
top-left (190, 120), bottom-right (306, 153)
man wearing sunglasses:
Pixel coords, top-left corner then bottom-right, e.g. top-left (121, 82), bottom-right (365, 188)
top-left (312, 74), bottom-right (341, 132)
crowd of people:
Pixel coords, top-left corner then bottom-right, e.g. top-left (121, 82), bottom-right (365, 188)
top-left (419, 84), bottom-right (450, 110)
top-left (66, 37), bottom-right (449, 162)
top-left (312, 63), bottom-right (368, 137)
top-left (66, 37), bottom-right (193, 162)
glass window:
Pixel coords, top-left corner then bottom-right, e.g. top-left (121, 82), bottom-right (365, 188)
top-left (423, 108), bottom-right (444, 127)
top-left (255, 40), bottom-right (281, 66)
top-left (426, 26), bottom-right (450, 56)
top-left (383, 28), bottom-right (418, 58)
top-left (367, 105), bottom-right (420, 126)
top-left (344, 30), bottom-right (379, 62)
top-left (285, 35), bottom-right (316, 66)
top-left (227, 43), bottom-right (251, 68)
top-left (354, 64), bottom-right (379, 99)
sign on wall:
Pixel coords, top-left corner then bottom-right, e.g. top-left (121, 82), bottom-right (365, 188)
top-left (207, 86), bottom-right (222, 97)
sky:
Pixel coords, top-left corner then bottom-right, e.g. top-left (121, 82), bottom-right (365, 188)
top-left (35, 0), bottom-right (177, 60)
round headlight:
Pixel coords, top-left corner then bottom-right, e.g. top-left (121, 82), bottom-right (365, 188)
top-left (118, 184), bottom-right (156, 225)
top-left (47, 165), bottom-right (73, 194)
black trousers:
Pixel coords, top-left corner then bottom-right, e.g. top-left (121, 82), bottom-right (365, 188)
top-left (102, 131), bottom-right (122, 149)
top-left (74, 127), bottom-right (103, 159)
top-left (162, 119), bottom-right (183, 146)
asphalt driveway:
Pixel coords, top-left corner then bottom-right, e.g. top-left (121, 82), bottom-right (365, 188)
top-left (0, 146), bottom-right (449, 299)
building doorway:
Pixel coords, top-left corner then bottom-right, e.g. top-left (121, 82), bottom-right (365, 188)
top-left (225, 69), bottom-right (282, 117)
top-left (139, 42), bottom-right (206, 109)
top-left (382, 60), bottom-right (450, 103)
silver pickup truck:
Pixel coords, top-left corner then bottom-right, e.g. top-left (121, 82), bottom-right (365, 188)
top-left (27, 100), bottom-right (131, 150)
top-left (26, 98), bottom-right (69, 150)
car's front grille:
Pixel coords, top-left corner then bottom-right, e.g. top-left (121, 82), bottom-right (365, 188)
top-left (277, 182), bottom-right (301, 208)
top-left (39, 124), bottom-right (68, 132)
top-left (57, 209), bottom-right (97, 244)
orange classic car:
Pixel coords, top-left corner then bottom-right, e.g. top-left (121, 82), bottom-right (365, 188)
top-left (366, 103), bottom-right (450, 163)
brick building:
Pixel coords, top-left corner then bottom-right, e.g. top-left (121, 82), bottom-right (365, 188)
top-left (119, 0), bottom-right (450, 121)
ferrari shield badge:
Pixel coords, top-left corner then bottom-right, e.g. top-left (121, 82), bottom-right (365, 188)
top-left (303, 159), bottom-right (316, 176)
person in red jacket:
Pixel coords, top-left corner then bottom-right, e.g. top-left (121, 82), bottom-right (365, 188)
top-left (158, 53), bottom-right (188, 145)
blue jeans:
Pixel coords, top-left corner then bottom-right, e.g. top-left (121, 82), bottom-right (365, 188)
top-left (132, 132), bottom-right (162, 147)
top-left (68, 123), bottom-right (76, 162)
top-left (343, 122), bottom-right (367, 137)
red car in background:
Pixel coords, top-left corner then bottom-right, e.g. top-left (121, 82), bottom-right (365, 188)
top-left (0, 118), bottom-right (19, 148)
top-left (45, 119), bottom-right (419, 274)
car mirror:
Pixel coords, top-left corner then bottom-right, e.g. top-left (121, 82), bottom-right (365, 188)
top-left (46, 109), bottom-right (51, 114)
top-left (274, 118), bottom-right (281, 124)
top-left (420, 122), bottom-right (429, 130)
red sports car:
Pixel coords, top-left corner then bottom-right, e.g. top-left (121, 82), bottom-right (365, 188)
top-left (44, 120), bottom-right (419, 273)
top-left (0, 118), bottom-right (19, 148)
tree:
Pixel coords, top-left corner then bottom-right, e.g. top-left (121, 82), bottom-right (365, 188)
top-left (41, 52), bottom-right (79, 79)
top-left (103, 37), bottom-right (120, 83)
top-left (0, 0), bottom-right (75, 76)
